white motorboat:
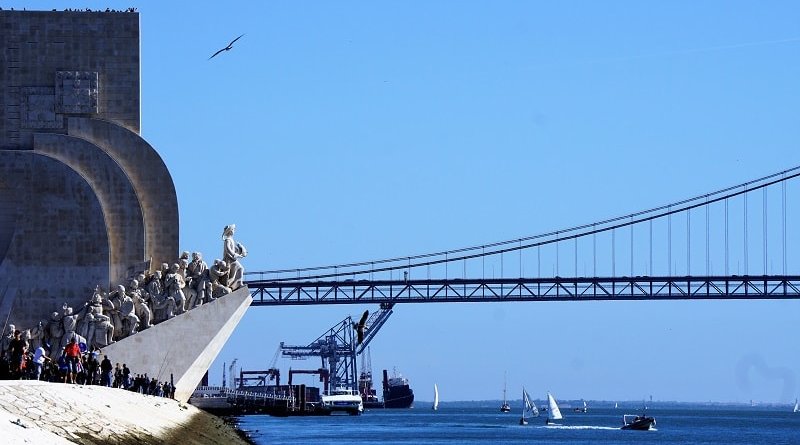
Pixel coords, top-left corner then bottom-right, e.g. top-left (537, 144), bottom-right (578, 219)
top-left (321, 387), bottom-right (364, 415)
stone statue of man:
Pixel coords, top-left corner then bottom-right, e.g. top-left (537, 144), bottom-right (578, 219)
top-left (104, 287), bottom-right (124, 341)
top-left (118, 292), bottom-right (139, 337)
top-left (128, 279), bottom-right (151, 330)
top-left (90, 307), bottom-right (114, 348)
top-left (60, 304), bottom-right (84, 351)
top-left (222, 224), bottom-right (247, 290)
top-left (45, 313), bottom-right (64, 359)
top-left (209, 259), bottom-right (232, 298)
top-left (188, 251), bottom-right (212, 306)
top-left (165, 263), bottom-right (187, 315)
top-left (28, 321), bottom-right (45, 352)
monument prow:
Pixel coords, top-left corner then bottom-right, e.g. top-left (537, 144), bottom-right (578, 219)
top-left (101, 287), bottom-right (252, 403)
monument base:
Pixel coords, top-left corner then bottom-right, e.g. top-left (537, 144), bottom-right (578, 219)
top-left (101, 287), bottom-right (252, 403)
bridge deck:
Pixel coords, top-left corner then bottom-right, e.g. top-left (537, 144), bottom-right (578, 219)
top-left (245, 275), bottom-right (800, 306)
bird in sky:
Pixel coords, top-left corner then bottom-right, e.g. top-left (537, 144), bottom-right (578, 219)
top-left (354, 310), bottom-right (369, 345)
top-left (209, 33), bottom-right (245, 60)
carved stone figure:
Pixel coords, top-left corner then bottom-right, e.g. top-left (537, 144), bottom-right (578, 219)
top-left (103, 287), bottom-right (124, 340)
top-left (147, 270), bottom-right (163, 300)
top-left (28, 321), bottom-right (45, 352)
top-left (90, 284), bottom-right (104, 307)
top-left (128, 279), bottom-right (151, 330)
top-left (60, 304), bottom-right (84, 351)
top-left (45, 313), bottom-right (64, 358)
top-left (188, 251), bottom-right (212, 306)
top-left (0, 324), bottom-right (15, 357)
top-left (159, 262), bottom-right (170, 288)
top-left (77, 307), bottom-right (94, 341)
top-left (151, 293), bottom-right (176, 322)
top-left (165, 263), bottom-right (187, 315)
top-left (118, 293), bottom-right (139, 337)
top-left (209, 259), bottom-right (232, 298)
top-left (90, 308), bottom-right (114, 348)
top-left (222, 224), bottom-right (247, 290)
top-left (179, 258), bottom-right (198, 308)
top-left (147, 270), bottom-right (169, 322)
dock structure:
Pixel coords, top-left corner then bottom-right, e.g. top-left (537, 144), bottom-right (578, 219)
top-left (192, 384), bottom-right (329, 416)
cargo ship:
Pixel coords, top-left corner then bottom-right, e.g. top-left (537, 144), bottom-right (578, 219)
top-left (359, 368), bottom-right (414, 409)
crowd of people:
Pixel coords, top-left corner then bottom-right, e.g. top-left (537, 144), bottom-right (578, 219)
top-left (0, 332), bottom-right (175, 398)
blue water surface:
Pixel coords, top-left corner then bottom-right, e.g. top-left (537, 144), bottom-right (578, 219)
top-left (236, 404), bottom-right (800, 445)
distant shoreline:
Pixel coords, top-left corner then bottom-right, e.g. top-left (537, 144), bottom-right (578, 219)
top-left (412, 399), bottom-right (796, 408)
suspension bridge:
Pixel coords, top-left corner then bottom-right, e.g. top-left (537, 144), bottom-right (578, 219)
top-left (244, 166), bottom-right (800, 306)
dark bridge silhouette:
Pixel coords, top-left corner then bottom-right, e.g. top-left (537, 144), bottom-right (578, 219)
top-left (245, 166), bottom-right (800, 306)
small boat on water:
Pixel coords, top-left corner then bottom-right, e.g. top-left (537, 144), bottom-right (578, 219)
top-left (793, 399), bottom-right (799, 413)
top-left (500, 372), bottom-right (511, 412)
top-left (573, 399), bottom-right (588, 413)
top-left (621, 413), bottom-right (656, 430)
top-left (321, 387), bottom-right (363, 415)
top-left (519, 387), bottom-right (538, 425)
top-left (432, 384), bottom-right (439, 411)
top-left (544, 392), bottom-right (563, 425)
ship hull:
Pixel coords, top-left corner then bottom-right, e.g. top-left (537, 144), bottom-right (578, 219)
top-left (384, 385), bottom-right (414, 408)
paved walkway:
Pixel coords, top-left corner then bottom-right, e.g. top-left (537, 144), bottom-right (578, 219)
top-left (0, 380), bottom-right (249, 444)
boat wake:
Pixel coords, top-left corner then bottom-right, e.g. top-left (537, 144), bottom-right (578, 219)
top-left (540, 425), bottom-right (620, 431)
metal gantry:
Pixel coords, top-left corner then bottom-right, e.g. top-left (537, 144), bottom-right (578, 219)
top-left (278, 304), bottom-right (395, 392)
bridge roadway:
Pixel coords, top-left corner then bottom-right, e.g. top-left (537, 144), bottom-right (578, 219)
top-left (244, 275), bottom-right (800, 306)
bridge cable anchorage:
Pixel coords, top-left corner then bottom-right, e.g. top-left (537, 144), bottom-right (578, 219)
top-left (245, 166), bottom-right (800, 304)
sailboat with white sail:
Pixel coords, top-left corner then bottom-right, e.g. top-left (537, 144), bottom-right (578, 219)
top-left (545, 392), bottom-right (563, 425)
top-left (793, 398), bottom-right (798, 413)
top-left (519, 387), bottom-right (538, 425)
top-left (432, 384), bottom-right (439, 411)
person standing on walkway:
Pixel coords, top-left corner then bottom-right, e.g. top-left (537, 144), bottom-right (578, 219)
top-left (100, 354), bottom-right (113, 387)
top-left (63, 337), bottom-right (81, 384)
top-left (8, 330), bottom-right (28, 379)
top-left (32, 343), bottom-right (50, 380)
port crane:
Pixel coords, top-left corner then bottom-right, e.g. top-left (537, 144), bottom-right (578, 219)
top-left (233, 347), bottom-right (282, 390)
top-left (280, 303), bottom-right (395, 393)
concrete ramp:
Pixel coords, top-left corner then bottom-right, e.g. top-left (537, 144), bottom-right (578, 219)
top-left (101, 287), bottom-right (252, 403)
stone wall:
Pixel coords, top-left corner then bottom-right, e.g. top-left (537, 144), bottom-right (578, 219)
top-left (0, 10), bottom-right (179, 330)
top-left (0, 10), bottom-right (140, 148)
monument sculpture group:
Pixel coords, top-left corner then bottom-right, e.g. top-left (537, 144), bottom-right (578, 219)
top-left (1, 225), bottom-right (247, 361)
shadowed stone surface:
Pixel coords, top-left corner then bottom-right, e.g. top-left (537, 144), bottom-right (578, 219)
top-left (67, 117), bottom-right (178, 270)
top-left (0, 151), bottom-right (109, 328)
top-left (34, 132), bottom-right (146, 286)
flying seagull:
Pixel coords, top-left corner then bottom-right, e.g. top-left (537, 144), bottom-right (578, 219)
top-left (354, 310), bottom-right (369, 345)
top-left (209, 33), bottom-right (245, 60)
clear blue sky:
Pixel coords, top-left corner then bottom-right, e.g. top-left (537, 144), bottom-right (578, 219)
top-left (11, 1), bottom-right (800, 403)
